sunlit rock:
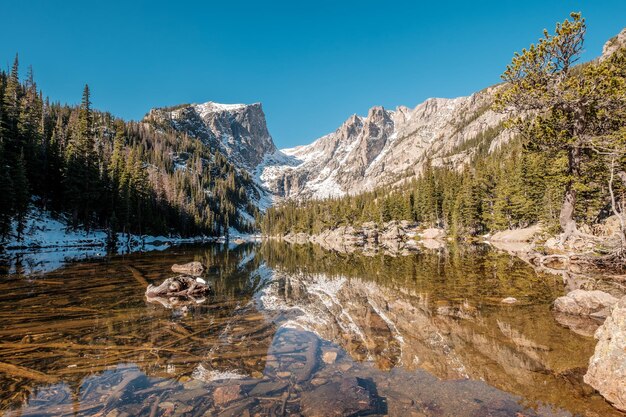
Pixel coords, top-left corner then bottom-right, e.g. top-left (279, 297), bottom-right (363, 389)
top-left (585, 296), bottom-right (626, 412)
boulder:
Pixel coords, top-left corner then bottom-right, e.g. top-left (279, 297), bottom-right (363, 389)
top-left (489, 224), bottom-right (541, 242)
top-left (584, 296), bottom-right (626, 412)
top-left (171, 261), bottom-right (204, 275)
top-left (553, 290), bottom-right (618, 317)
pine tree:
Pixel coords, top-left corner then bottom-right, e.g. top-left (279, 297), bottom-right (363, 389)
top-left (0, 145), bottom-right (14, 239)
top-left (13, 149), bottom-right (30, 240)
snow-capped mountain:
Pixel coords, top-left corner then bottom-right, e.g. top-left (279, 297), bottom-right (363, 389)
top-left (144, 101), bottom-right (276, 171)
top-left (260, 86), bottom-right (511, 200)
top-left (144, 90), bottom-right (510, 204)
top-left (140, 27), bottom-right (625, 205)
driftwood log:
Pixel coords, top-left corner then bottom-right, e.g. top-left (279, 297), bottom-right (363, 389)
top-left (146, 276), bottom-right (211, 308)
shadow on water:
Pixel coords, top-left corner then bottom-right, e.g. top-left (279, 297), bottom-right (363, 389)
top-left (0, 241), bottom-right (622, 416)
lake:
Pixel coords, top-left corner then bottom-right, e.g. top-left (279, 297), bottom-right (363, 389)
top-left (0, 241), bottom-right (619, 416)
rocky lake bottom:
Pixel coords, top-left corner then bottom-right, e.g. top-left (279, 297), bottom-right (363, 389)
top-left (0, 242), bottom-right (621, 417)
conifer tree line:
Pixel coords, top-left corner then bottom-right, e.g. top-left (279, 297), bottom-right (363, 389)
top-left (261, 14), bottom-right (626, 242)
top-left (0, 55), bottom-right (258, 243)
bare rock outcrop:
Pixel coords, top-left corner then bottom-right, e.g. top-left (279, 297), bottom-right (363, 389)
top-left (584, 296), bottom-right (626, 412)
top-left (601, 28), bottom-right (626, 61)
top-left (490, 225), bottom-right (541, 243)
top-left (144, 102), bottom-right (276, 171)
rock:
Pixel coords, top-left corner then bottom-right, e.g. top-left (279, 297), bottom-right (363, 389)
top-left (213, 384), bottom-right (242, 406)
top-left (489, 224), bottom-right (541, 242)
top-left (300, 377), bottom-right (375, 417)
top-left (322, 350), bottom-right (337, 364)
top-left (553, 289), bottom-right (618, 317)
top-left (501, 297), bottom-right (518, 304)
top-left (338, 363), bottom-right (352, 372)
top-left (157, 401), bottom-right (175, 411)
top-left (248, 381), bottom-right (288, 396)
top-left (361, 222), bottom-right (379, 243)
top-left (171, 261), bottom-right (204, 275)
top-left (601, 28), bottom-right (626, 61)
top-left (419, 238), bottom-right (445, 250)
top-left (311, 378), bottom-right (327, 386)
top-left (584, 296), bottom-right (626, 412)
top-left (420, 228), bottom-right (446, 240)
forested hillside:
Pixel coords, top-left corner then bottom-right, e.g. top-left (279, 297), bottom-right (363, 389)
top-left (261, 14), bottom-right (626, 245)
top-left (0, 57), bottom-right (259, 244)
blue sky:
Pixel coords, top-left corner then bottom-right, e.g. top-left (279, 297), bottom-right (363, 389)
top-left (2, 1), bottom-right (625, 148)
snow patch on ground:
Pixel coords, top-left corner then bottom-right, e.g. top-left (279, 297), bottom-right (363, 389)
top-left (0, 207), bottom-right (255, 275)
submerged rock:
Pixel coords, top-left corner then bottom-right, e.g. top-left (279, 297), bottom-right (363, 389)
top-left (584, 296), bottom-right (626, 412)
top-left (171, 261), bottom-right (204, 275)
top-left (322, 350), bottom-right (338, 364)
top-left (213, 384), bottom-right (242, 406)
top-left (553, 289), bottom-right (618, 317)
top-left (300, 377), bottom-right (376, 417)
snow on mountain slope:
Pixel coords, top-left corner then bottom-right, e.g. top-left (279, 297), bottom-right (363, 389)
top-left (0, 206), bottom-right (251, 274)
top-left (144, 101), bottom-right (276, 171)
top-left (259, 86), bottom-right (511, 200)
top-left (145, 88), bottom-right (511, 204)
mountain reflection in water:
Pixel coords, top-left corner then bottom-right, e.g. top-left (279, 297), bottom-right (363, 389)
top-left (0, 242), bottom-right (620, 416)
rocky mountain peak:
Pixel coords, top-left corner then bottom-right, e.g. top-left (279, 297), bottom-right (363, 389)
top-left (337, 114), bottom-right (364, 139)
top-left (144, 101), bottom-right (276, 170)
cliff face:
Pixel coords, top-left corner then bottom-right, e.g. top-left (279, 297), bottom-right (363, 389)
top-left (144, 101), bottom-right (276, 171)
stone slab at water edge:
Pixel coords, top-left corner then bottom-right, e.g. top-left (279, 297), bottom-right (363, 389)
top-left (585, 296), bottom-right (626, 412)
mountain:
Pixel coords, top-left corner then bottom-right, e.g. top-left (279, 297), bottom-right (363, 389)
top-left (150, 91), bottom-right (510, 205)
top-left (260, 87), bottom-right (510, 200)
top-left (149, 27), bottom-right (625, 205)
top-left (144, 101), bottom-right (276, 171)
